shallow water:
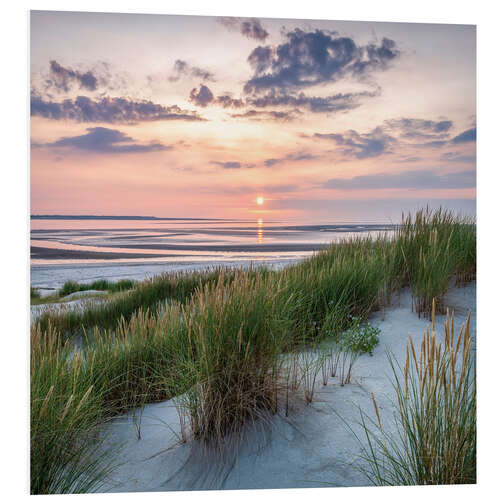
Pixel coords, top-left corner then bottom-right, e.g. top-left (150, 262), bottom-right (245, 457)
top-left (30, 216), bottom-right (395, 289)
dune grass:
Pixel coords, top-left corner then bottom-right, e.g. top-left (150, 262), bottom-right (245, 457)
top-left (30, 208), bottom-right (476, 493)
top-left (58, 278), bottom-right (136, 297)
top-left (354, 301), bottom-right (475, 485)
top-left (393, 207), bottom-right (476, 317)
top-left (30, 324), bottom-right (116, 494)
top-left (34, 268), bottom-right (230, 336)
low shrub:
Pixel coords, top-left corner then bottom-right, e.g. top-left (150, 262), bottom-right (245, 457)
top-left (341, 317), bottom-right (380, 356)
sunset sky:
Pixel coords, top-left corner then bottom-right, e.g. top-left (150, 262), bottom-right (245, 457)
top-left (30, 11), bottom-right (476, 222)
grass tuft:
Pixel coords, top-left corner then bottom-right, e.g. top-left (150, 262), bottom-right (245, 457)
top-left (58, 279), bottom-right (136, 297)
top-left (354, 300), bottom-right (476, 485)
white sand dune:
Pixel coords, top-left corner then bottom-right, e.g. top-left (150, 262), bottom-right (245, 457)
top-left (97, 282), bottom-right (476, 493)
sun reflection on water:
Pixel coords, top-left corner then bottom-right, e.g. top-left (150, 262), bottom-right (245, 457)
top-left (257, 218), bottom-right (263, 244)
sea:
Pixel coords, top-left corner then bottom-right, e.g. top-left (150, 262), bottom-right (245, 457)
top-left (30, 216), bottom-right (395, 291)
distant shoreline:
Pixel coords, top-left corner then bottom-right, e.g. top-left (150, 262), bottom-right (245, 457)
top-left (31, 215), bottom-right (235, 221)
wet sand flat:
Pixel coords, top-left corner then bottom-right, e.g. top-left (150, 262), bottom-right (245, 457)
top-left (30, 246), bottom-right (172, 260)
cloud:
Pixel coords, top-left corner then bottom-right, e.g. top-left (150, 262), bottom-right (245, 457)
top-left (168, 60), bottom-right (215, 82)
top-left (215, 94), bottom-right (245, 108)
top-left (451, 128), bottom-right (477, 144)
top-left (44, 127), bottom-right (169, 154)
top-left (246, 88), bottom-right (378, 113)
top-left (415, 140), bottom-right (449, 149)
top-left (264, 151), bottom-right (319, 167)
top-left (229, 109), bottom-right (301, 122)
top-left (263, 159), bottom-right (279, 167)
top-left (48, 60), bottom-right (99, 92)
top-left (211, 161), bottom-right (256, 169)
top-left (399, 156), bottom-right (423, 163)
top-left (247, 46), bottom-right (273, 73)
top-left (385, 118), bottom-right (453, 135)
top-left (244, 29), bottom-right (399, 94)
top-left (30, 93), bottom-right (205, 123)
top-left (218, 17), bottom-right (269, 41)
top-left (322, 169), bottom-right (475, 190)
top-left (311, 116), bottom-right (473, 158)
top-left (384, 118), bottom-right (453, 143)
top-left (314, 127), bottom-right (397, 159)
top-left (440, 152), bottom-right (476, 163)
top-left (188, 85), bottom-right (377, 115)
top-left (413, 128), bottom-right (476, 148)
top-left (187, 86), bottom-right (247, 110)
top-left (189, 84), bottom-right (214, 107)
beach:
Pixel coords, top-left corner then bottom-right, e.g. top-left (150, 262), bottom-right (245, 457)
top-left (30, 211), bottom-right (477, 494)
top-left (30, 217), bottom-right (394, 291)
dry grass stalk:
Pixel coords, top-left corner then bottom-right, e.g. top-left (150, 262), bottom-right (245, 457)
top-left (359, 299), bottom-right (475, 485)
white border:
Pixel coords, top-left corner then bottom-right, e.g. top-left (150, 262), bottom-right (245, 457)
top-left (2, 1), bottom-right (497, 499)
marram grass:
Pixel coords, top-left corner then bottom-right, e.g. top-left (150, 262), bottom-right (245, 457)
top-left (354, 300), bottom-right (476, 485)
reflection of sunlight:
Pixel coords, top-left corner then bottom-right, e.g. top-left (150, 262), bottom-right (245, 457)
top-left (257, 218), bottom-right (263, 244)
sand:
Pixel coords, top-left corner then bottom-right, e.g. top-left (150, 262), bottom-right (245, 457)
top-left (95, 282), bottom-right (476, 493)
top-left (30, 246), bottom-right (172, 260)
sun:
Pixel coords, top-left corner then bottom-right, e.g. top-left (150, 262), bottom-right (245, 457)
top-left (256, 196), bottom-right (264, 205)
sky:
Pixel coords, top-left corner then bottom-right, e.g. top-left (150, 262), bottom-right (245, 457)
top-left (30, 11), bottom-right (476, 222)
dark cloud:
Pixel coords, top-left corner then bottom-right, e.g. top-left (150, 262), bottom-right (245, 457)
top-left (168, 60), bottom-right (215, 82)
top-left (188, 85), bottom-right (377, 116)
top-left (215, 94), bottom-right (245, 108)
top-left (188, 85), bottom-right (244, 109)
top-left (322, 169), bottom-right (475, 190)
top-left (30, 93), bottom-right (205, 123)
top-left (189, 84), bottom-right (214, 107)
top-left (384, 118), bottom-right (453, 143)
top-left (218, 17), bottom-right (269, 41)
top-left (264, 151), bottom-right (319, 167)
top-left (311, 116), bottom-right (470, 158)
top-left (48, 60), bottom-right (99, 92)
top-left (44, 127), bottom-right (169, 154)
top-left (229, 109), bottom-right (301, 122)
top-left (248, 46), bottom-right (273, 73)
top-left (385, 118), bottom-right (453, 135)
top-left (451, 128), bottom-right (477, 144)
top-left (410, 127), bottom-right (476, 148)
top-left (264, 158), bottom-right (279, 167)
top-left (244, 29), bottom-right (399, 94)
top-left (187, 29), bottom-right (398, 116)
top-left (211, 161), bottom-right (256, 169)
top-left (314, 127), bottom-right (397, 159)
top-left (246, 88), bottom-right (377, 113)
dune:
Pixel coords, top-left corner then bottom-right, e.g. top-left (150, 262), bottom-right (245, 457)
top-left (96, 282), bottom-right (475, 493)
